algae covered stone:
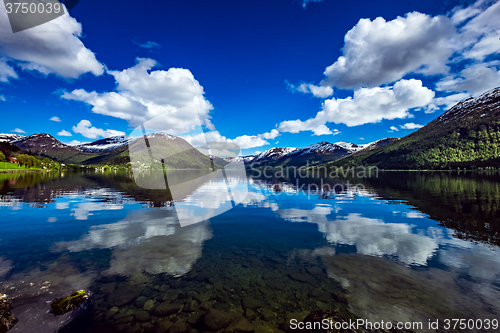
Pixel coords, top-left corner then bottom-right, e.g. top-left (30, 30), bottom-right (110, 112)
top-left (0, 295), bottom-right (18, 333)
top-left (50, 290), bottom-right (89, 315)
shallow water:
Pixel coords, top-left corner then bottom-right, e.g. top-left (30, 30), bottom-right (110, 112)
top-left (0, 170), bottom-right (499, 332)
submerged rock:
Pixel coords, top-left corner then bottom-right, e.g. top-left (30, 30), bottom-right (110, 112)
top-left (50, 290), bottom-right (89, 316)
top-left (0, 295), bottom-right (18, 333)
top-left (142, 299), bottom-right (155, 312)
top-left (152, 303), bottom-right (183, 316)
top-left (226, 316), bottom-right (254, 332)
top-left (51, 290), bottom-right (94, 333)
top-left (107, 283), bottom-right (142, 306)
top-left (204, 309), bottom-right (236, 331)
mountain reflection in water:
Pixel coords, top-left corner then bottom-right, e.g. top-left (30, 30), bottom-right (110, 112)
top-left (0, 170), bottom-right (499, 332)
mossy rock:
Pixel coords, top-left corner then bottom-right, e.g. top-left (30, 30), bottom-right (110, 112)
top-left (50, 290), bottom-right (89, 316)
top-left (0, 296), bottom-right (19, 333)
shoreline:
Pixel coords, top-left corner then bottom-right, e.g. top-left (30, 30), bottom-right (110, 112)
top-left (0, 169), bottom-right (46, 173)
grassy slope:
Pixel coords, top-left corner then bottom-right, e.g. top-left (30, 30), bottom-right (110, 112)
top-left (328, 88), bottom-right (500, 170)
top-left (0, 161), bottom-right (26, 169)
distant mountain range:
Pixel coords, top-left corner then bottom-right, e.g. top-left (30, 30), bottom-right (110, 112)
top-left (0, 131), bottom-right (396, 169)
top-left (0, 132), bottom-right (214, 169)
top-left (2, 86), bottom-right (499, 170)
top-left (239, 139), bottom-right (398, 168)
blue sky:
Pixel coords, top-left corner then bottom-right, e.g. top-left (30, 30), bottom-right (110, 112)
top-left (1, 0), bottom-right (499, 155)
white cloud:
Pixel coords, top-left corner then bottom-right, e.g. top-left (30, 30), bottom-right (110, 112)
top-left (57, 129), bottom-right (72, 136)
top-left (452, 0), bottom-right (500, 61)
top-left (319, 12), bottom-right (454, 89)
top-left (400, 122), bottom-right (423, 130)
top-left (290, 0), bottom-right (500, 119)
top-left (278, 79), bottom-right (434, 130)
top-left (0, 7), bottom-right (104, 80)
top-left (436, 63), bottom-right (500, 95)
top-left (62, 58), bottom-right (214, 134)
top-left (231, 135), bottom-right (269, 149)
top-left (65, 140), bottom-right (89, 146)
top-left (290, 82), bottom-right (333, 98)
top-left (182, 129), bottom-right (276, 150)
top-left (0, 95), bottom-right (5, 101)
top-left (50, 116), bottom-right (61, 122)
top-left (389, 126), bottom-right (399, 132)
top-left (72, 120), bottom-right (125, 139)
top-left (11, 128), bottom-right (25, 133)
top-left (261, 129), bottom-right (280, 140)
top-left (312, 124), bottom-right (334, 136)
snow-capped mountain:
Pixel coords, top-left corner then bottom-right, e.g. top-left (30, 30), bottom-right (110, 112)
top-left (11, 133), bottom-right (69, 153)
top-left (356, 138), bottom-right (399, 152)
top-left (223, 155), bottom-right (256, 163)
top-left (77, 136), bottom-right (131, 153)
top-left (289, 142), bottom-right (352, 156)
top-left (434, 87), bottom-right (500, 126)
top-left (0, 133), bottom-right (25, 143)
top-left (333, 141), bottom-right (365, 152)
top-left (253, 147), bottom-right (299, 162)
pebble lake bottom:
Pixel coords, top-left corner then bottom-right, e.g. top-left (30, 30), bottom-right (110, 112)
top-left (0, 170), bottom-right (499, 332)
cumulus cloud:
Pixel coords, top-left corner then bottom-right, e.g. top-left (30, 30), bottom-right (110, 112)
top-left (319, 12), bottom-right (454, 89)
top-left (261, 129), bottom-right (280, 140)
top-left (278, 79), bottom-right (434, 130)
top-left (57, 130), bottom-right (72, 136)
top-left (183, 130), bottom-right (274, 150)
top-left (72, 120), bottom-right (125, 139)
top-left (11, 128), bottom-right (25, 133)
top-left (389, 126), bottom-right (399, 132)
top-left (62, 58), bottom-right (214, 134)
top-left (50, 116), bottom-right (61, 122)
top-left (0, 7), bottom-right (104, 80)
top-left (290, 0), bottom-right (500, 120)
top-left (400, 123), bottom-right (423, 130)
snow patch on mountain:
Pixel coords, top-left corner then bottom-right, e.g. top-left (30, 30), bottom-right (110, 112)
top-left (436, 87), bottom-right (500, 125)
top-left (0, 133), bottom-right (25, 143)
top-left (77, 135), bottom-right (131, 153)
top-left (253, 147), bottom-right (299, 161)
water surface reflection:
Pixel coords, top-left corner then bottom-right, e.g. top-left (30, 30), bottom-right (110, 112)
top-left (0, 171), bottom-right (499, 332)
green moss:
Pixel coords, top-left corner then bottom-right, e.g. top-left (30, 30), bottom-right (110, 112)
top-left (50, 290), bottom-right (88, 316)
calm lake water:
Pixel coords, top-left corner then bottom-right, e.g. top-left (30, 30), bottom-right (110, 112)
top-left (0, 170), bottom-right (499, 332)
